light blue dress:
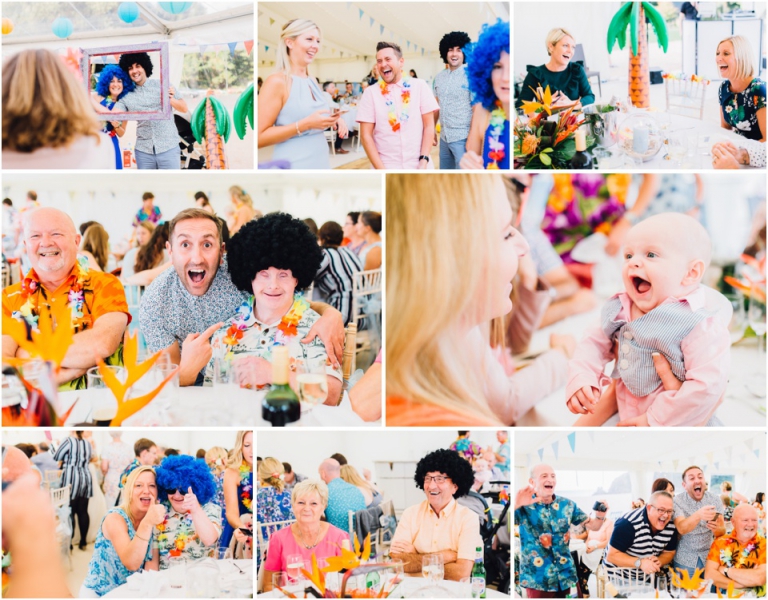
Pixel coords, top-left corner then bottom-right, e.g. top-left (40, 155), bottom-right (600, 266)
top-left (82, 508), bottom-right (155, 596)
top-left (273, 75), bottom-right (330, 169)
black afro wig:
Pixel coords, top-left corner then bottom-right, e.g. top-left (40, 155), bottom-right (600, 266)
top-left (118, 51), bottom-right (153, 78)
top-left (414, 449), bottom-right (474, 499)
top-left (155, 454), bottom-right (216, 506)
top-left (227, 212), bottom-right (323, 293)
top-left (439, 31), bottom-right (472, 65)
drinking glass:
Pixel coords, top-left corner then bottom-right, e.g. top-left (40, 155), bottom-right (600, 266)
top-left (286, 553), bottom-right (305, 583)
top-left (725, 291), bottom-right (748, 344)
top-left (295, 356), bottom-right (328, 413)
top-left (421, 554), bottom-right (444, 585)
top-left (747, 294), bottom-right (767, 398)
top-left (86, 365), bottom-right (124, 426)
top-left (667, 131), bottom-right (687, 166)
top-left (167, 556), bottom-right (185, 589)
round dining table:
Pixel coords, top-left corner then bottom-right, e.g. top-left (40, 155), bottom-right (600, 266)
top-left (58, 385), bottom-right (380, 428)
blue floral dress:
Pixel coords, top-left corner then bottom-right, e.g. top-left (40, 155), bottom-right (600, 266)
top-left (719, 78), bottom-right (766, 141)
top-left (221, 466), bottom-right (253, 551)
top-left (82, 508), bottom-right (155, 596)
top-left (256, 485), bottom-right (294, 569)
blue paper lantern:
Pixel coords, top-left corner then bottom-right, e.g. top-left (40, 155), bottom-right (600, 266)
top-left (158, 2), bottom-right (191, 14)
top-left (51, 17), bottom-right (73, 39)
top-left (117, 2), bottom-right (140, 24)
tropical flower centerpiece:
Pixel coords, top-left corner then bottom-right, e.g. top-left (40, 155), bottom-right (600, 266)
top-left (514, 85), bottom-right (581, 169)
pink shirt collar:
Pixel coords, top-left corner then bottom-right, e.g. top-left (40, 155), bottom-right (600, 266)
top-left (613, 286), bottom-right (707, 320)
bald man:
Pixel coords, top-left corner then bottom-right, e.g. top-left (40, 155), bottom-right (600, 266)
top-left (2, 207), bottom-right (130, 389)
top-left (567, 212), bottom-right (731, 427)
top-left (516, 464), bottom-right (609, 597)
top-left (705, 503), bottom-right (766, 595)
top-left (318, 458), bottom-right (365, 534)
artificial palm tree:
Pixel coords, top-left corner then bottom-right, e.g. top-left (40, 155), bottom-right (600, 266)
top-left (607, 1), bottom-right (668, 108)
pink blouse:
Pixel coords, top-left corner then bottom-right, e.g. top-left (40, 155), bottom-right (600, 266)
top-left (263, 524), bottom-right (350, 572)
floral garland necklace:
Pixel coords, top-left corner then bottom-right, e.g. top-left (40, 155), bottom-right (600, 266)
top-left (240, 462), bottom-right (253, 512)
top-left (485, 101), bottom-right (507, 170)
top-left (156, 507), bottom-right (196, 556)
top-left (720, 538), bottom-right (758, 568)
top-left (11, 255), bottom-right (89, 331)
top-left (379, 78), bottom-right (411, 132)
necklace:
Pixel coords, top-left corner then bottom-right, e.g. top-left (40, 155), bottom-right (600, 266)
top-left (11, 256), bottom-right (89, 331)
top-left (296, 523), bottom-right (322, 549)
top-left (379, 78), bottom-right (411, 132)
top-left (485, 101), bottom-right (507, 170)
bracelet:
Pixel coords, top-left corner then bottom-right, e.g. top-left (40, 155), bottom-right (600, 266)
top-left (295, 121), bottom-right (302, 136)
top-left (135, 532), bottom-right (149, 541)
top-left (418, 155), bottom-right (429, 162)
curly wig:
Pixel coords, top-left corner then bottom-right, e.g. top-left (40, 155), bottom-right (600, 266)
top-left (465, 20), bottom-right (510, 111)
top-left (155, 454), bottom-right (216, 506)
top-left (95, 64), bottom-right (134, 100)
top-left (227, 212), bottom-right (323, 293)
top-left (118, 51), bottom-right (153, 78)
top-left (439, 31), bottom-right (472, 64)
top-left (414, 449), bottom-right (474, 499)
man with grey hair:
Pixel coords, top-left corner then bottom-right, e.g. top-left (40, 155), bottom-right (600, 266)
top-left (515, 464), bottom-right (609, 597)
top-left (318, 458), bottom-right (365, 534)
top-left (672, 466), bottom-right (725, 576)
top-left (605, 490), bottom-right (678, 574)
top-left (2, 207), bottom-right (129, 389)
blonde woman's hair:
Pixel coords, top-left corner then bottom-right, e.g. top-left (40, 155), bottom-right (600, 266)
top-left (340, 464), bottom-right (376, 496)
top-left (229, 185), bottom-right (253, 209)
top-left (386, 173), bottom-right (505, 424)
top-left (258, 457), bottom-right (285, 493)
top-left (205, 446), bottom-right (228, 477)
top-left (136, 221), bottom-right (156, 244)
top-left (119, 465), bottom-right (156, 525)
top-left (291, 478), bottom-right (329, 508)
top-left (82, 223), bottom-right (110, 271)
top-left (722, 481), bottom-right (733, 492)
top-left (718, 35), bottom-right (755, 81)
top-left (545, 27), bottom-right (574, 56)
top-left (227, 430), bottom-right (252, 470)
top-left (2, 49), bottom-right (102, 152)
top-left (277, 19), bottom-right (321, 74)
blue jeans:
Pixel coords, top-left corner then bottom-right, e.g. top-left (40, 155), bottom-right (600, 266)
top-left (439, 138), bottom-right (467, 170)
top-left (135, 146), bottom-right (180, 170)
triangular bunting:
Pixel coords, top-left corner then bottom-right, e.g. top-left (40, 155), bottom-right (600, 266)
top-left (552, 441), bottom-right (559, 460)
top-left (754, 449), bottom-right (760, 459)
top-left (672, 459), bottom-right (679, 471)
top-left (380, 24), bottom-right (384, 35)
top-left (421, 48), bottom-right (425, 56)
top-left (567, 432), bottom-right (576, 453)
top-left (359, 8), bottom-right (364, 19)
top-left (244, 40), bottom-right (253, 55)
top-left (269, 17), bottom-right (274, 26)
top-left (537, 448), bottom-right (544, 461)
top-left (227, 41), bottom-right (237, 56)
top-left (199, 43), bottom-right (208, 55)
top-left (369, 16), bottom-right (374, 27)
top-left (406, 40), bottom-right (411, 50)
top-left (264, 45), bottom-right (269, 53)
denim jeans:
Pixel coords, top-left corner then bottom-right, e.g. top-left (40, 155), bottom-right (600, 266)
top-left (135, 146), bottom-right (180, 170)
top-left (439, 138), bottom-right (467, 169)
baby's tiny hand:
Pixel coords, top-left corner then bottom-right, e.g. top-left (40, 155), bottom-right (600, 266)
top-left (567, 386), bottom-right (600, 414)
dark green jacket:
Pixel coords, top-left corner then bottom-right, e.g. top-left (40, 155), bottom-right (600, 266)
top-left (516, 62), bottom-right (595, 108)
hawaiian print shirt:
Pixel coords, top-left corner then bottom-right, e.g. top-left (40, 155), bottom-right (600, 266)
top-left (132, 205), bottom-right (162, 228)
top-left (118, 458), bottom-right (143, 489)
top-left (155, 502), bottom-right (222, 570)
top-left (515, 495), bottom-right (588, 592)
top-left (449, 437), bottom-right (483, 462)
top-left (707, 533), bottom-right (766, 596)
top-left (719, 78), bottom-right (767, 141)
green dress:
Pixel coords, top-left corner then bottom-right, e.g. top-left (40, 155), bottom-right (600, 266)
top-left (516, 62), bottom-right (595, 109)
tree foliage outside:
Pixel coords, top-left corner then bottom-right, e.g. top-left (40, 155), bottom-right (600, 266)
top-left (181, 50), bottom-right (253, 92)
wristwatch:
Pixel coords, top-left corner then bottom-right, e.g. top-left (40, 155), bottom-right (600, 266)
top-left (634, 558), bottom-right (642, 568)
top-left (418, 155), bottom-right (430, 163)
top-left (724, 568), bottom-right (730, 579)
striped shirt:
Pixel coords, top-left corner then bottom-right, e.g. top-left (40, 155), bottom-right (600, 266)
top-left (314, 247), bottom-right (363, 326)
top-left (53, 436), bottom-right (93, 499)
top-left (605, 506), bottom-right (678, 569)
top-left (433, 65), bottom-right (473, 143)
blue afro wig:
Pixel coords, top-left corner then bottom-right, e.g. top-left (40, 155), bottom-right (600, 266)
top-left (155, 455), bottom-right (216, 506)
top-left (465, 20), bottom-right (510, 111)
top-left (95, 64), bottom-right (134, 100)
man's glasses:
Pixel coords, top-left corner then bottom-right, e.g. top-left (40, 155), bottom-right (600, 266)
top-left (650, 505), bottom-right (673, 516)
top-left (424, 476), bottom-right (450, 485)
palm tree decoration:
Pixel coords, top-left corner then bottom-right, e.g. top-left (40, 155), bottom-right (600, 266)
top-left (191, 90), bottom-right (232, 170)
top-left (607, 1), bottom-right (668, 108)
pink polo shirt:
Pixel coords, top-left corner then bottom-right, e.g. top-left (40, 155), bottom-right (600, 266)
top-left (566, 286), bottom-right (732, 426)
top-left (356, 77), bottom-right (438, 169)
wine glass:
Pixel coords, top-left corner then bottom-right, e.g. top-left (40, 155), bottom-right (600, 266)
top-left (726, 292), bottom-right (748, 344)
top-left (667, 131), bottom-right (687, 167)
top-left (747, 293), bottom-right (766, 398)
top-left (295, 356), bottom-right (328, 413)
top-left (421, 554), bottom-right (444, 585)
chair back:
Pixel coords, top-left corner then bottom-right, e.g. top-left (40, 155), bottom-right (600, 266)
top-left (664, 77), bottom-right (708, 119)
top-left (342, 323), bottom-right (357, 383)
top-left (50, 483), bottom-right (71, 508)
top-left (351, 269), bottom-right (382, 324)
top-left (574, 44), bottom-right (588, 68)
top-left (44, 469), bottom-right (64, 489)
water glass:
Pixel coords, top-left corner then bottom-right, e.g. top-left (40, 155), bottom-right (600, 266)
top-left (725, 292), bottom-right (748, 344)
top-left (167, 556), bottom-right (185, 589)
top-left (295, 356), bottom-right (328, 412)
top-left (421, 554), bottom-right (444, 584)
top-left (286, 553), bottom-right (305, 583)
top-left (86, 365), bottom-right (124, 425)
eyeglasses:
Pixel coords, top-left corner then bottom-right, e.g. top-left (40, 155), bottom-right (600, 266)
top-left (424, 476), bottom-right (450, 485)
top-left (650, 505), bottom-right (673, 516)
top-left (164, 488), bottom-right (184, 496)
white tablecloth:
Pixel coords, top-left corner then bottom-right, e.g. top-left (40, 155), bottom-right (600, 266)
top-left (258, 577), bottom-right (508, 598)
top-left (103, 559), bottom-right (252, 598)
top-left (58, 386), bottom-right (380, 428)
top-left (598, 111), bottom-right (754, 170)
top-left (516, 306), bottom-right (766, 427)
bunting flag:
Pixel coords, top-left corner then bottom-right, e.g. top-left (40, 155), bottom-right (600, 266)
top-left (369, 16), bottom-right (374, 27)
top-left (199, 43), bottom-right (208, 55)
top-left (421, 48), bottom-right (425, 56)
top-left (672, 459), bottom-right (679, 471)
top-left (406, 40), bottom-right (411, 50)
top-left (537, 448), bottom-right (544, 461)
top-left (380, 24), bottom-right (384, 35)
top-left (714, 462), bottom-right (720, 470)
top-left (269, 17), bottom-right (274, 26)
top-left (359, 8), bottom-right (364, 19)
top-left (754, 449), bottom-right (761, 459)
top-left (552, 441), bottom-right (559, 460)
top-left (567, 432), bottom-right (576, 453)
top-left (227, 41), bottom-right (237, 56)
top-left (244, 40), bottom-right (253, 55)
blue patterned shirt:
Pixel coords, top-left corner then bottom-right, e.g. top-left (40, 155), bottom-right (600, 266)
top-left (515, 496), bottom-right (587, 591)
top-left (433, 65), bottom-right (472, 143)
top-left (325, 478), bottom-right (366, 534)
top-left (114, 79), bottom-right (181, 154)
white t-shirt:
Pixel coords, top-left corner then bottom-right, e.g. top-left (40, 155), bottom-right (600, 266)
top-left (2, 133), bottom-right (116, 169)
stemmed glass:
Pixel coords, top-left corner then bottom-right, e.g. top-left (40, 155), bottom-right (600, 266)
top-left (726, 292), bottom-right (748, 344)
top-left (747, 293), bottom-right (766, 398)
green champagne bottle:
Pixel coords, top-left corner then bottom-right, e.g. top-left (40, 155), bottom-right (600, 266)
top-left (262, 346), bottom-right (300, 427)
top-left (471, 546), bottom-right (486, 598)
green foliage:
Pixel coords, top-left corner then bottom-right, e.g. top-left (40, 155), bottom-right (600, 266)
top-left (521, 138), bottom-right (576, 169)
top-left (181, 50), bottom-right (254, 91)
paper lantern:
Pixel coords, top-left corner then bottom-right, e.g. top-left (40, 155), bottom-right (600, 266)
top-left (158, 2), bottom-right (191, 14)
top-left (51, 17), bottom-right (73, 39)
top-left (117, 2), bottom-right (140, 24)
top-left (2, 18), bottom-right (14, 35)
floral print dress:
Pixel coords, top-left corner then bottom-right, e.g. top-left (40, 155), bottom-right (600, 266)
top-left (256, 485), bottom-right (294, 570)
top-left (719, 78), bottom-right (766, 141)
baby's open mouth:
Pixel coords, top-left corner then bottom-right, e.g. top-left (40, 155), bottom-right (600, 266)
top-left (632, 276), bottom-right (651, 294)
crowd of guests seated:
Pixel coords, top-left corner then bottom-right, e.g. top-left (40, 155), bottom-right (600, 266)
top-left (516, 464), bottom-right (766, 597)
top-left (1, 198), bottom-right (382, 419)
top-left (1, 431), bottom-right (253, 597)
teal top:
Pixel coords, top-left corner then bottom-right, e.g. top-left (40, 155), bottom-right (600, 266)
top-left (516, 62), bottom-right (595, 109)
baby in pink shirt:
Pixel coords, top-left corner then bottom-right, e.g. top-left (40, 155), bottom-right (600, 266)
top-left (566, 213), bottom-right (732, 427)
